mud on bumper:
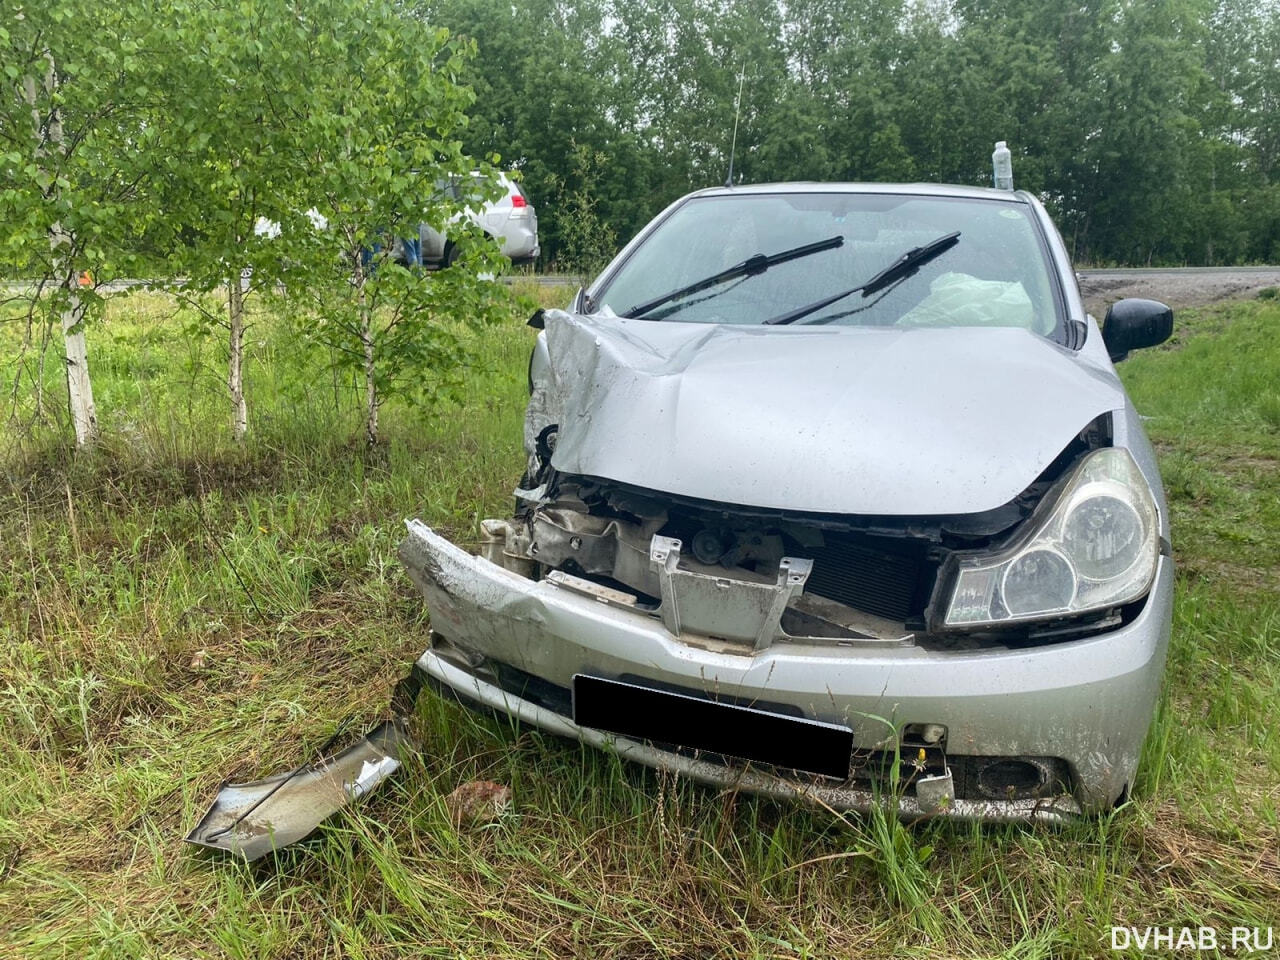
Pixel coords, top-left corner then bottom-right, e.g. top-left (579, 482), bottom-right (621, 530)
top-left (399, 519), bottom-right (1173, 819)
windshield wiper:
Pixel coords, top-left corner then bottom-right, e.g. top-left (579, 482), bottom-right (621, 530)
top-left (624, 235), bottom-right (844, 320)
top-left (764, 231), bottom-right (960, 326)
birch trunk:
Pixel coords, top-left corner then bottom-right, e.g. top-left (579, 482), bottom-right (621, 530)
top-left (228, 273), bottom-right (248, 442)
top-left (355, 258), bottom-right (378, 446)
top-left (363, 312), bottom-right (377, 447)
top-left (58, 259), bottom-right (98, 447)
top-left (31, 54), bottom-right (98, 447)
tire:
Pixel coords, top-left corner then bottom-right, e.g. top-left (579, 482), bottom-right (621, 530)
top-left (443, 242), bottom-right (460, 268)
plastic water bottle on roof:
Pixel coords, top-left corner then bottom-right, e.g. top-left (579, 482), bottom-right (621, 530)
top-left (992, 141), bottom-right (1014, 190)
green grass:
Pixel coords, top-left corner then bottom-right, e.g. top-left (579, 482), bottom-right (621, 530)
top-left (0, 290), bottom-right (1277, 957)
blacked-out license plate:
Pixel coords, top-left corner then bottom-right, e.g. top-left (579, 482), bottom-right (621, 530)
top-left (572, 675), bottom-right (852, 779)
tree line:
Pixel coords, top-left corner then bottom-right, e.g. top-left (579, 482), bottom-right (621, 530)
top-left (426, 0), bottom-right (1280, 270)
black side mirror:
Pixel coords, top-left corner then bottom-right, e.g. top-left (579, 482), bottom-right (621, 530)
top-left (1102, 298), bottom-right (1173, 362)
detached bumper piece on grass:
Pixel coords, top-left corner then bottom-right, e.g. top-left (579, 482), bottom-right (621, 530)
top-left (186, 720), bottom-right (413, 861)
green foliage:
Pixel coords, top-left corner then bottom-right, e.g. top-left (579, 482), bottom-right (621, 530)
top-left (0, 1), bottom-right (170, 281)
top-left (302, 251), bottom-right (512, 422)
top-left (549, 141), bottom-right (618, 278)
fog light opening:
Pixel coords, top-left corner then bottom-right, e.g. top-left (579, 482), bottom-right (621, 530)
top-left (902, 722), bottom-right (948, 746)
top-left (976, 758), bottom-right (1051, 800)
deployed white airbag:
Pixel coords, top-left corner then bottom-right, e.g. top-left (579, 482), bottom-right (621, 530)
top-left (897, 272), bottom-right (1043, 332)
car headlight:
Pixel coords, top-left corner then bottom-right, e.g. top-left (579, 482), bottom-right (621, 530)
top-left (942, 448), bottom-right (1159, 627)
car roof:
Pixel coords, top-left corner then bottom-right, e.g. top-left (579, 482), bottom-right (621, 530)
top-left (685, 181), bottom-right (1030, 203)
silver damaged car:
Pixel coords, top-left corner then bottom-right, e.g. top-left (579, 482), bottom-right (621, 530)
top-left (400, 182), bottom-right (1176, 821)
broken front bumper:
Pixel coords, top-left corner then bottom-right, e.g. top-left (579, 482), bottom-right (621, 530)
top-left (400, 519), bottom-right (1173, 818)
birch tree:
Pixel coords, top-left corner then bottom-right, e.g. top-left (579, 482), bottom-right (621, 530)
top-left (19, 50), bottom-right (97, 446)
top-left (149, 0), bottom-right (511, 445)
top-left (267, 0), bottom-right (510, 447)
top-left (1, 1), bottom-right (171, 447)
top-left (155, 0), bottom-right (318, 443)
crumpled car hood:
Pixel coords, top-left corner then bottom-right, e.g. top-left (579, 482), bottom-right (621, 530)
top-left (541, 311), bottom-right (1125, 516)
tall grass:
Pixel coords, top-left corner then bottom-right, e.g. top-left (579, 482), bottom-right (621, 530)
top-left (0, 290), bottom-right (1276, 957)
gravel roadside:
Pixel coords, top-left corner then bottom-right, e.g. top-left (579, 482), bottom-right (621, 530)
top-left (1076, 267), bottom-right (1280, 317)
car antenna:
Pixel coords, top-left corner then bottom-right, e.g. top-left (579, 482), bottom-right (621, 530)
top-left (724, 63), bottom-right (746, 188)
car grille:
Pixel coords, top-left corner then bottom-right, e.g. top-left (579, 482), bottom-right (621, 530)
top-left (797, 535), bottom-right (933, 621)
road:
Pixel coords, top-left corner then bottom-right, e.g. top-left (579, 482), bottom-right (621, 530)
top-left (1075, 266), bottom-right (1280, 315)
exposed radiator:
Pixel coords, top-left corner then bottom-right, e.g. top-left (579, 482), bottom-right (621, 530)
top-left (797, 536), bottom-right (932, 621)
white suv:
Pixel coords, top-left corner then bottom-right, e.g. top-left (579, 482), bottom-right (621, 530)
top-left (404, 171), bottom-right (540, 267)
